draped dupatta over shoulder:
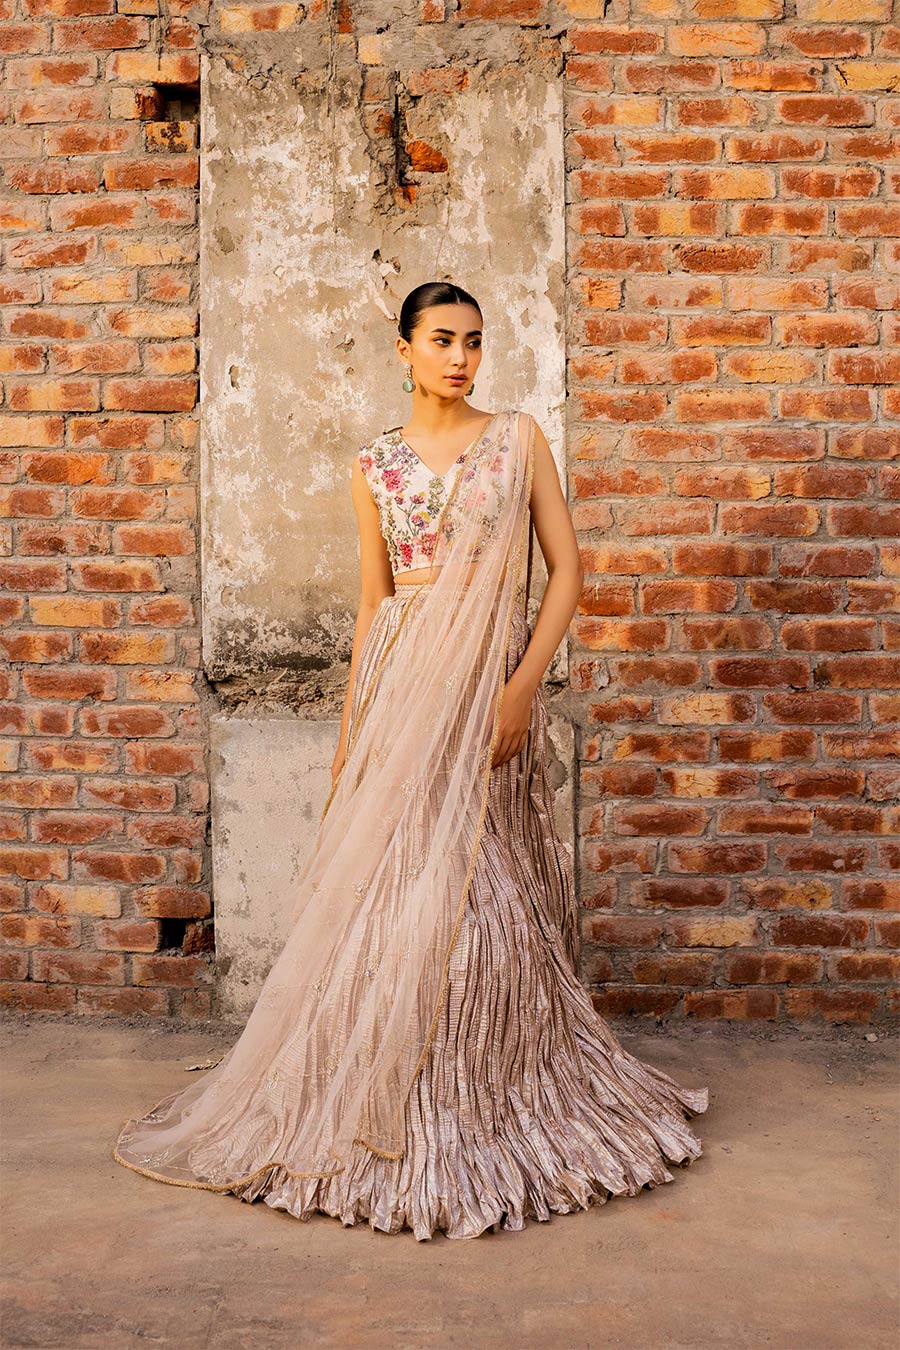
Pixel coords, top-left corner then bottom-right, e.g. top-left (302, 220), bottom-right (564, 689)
top-left (113, 408), bottom-right (537, 1189)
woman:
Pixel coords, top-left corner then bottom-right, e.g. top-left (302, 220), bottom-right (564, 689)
top-left (113, 281), bottom-right (709, 1241)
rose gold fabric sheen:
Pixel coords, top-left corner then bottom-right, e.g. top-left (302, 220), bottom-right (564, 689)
top-left (113, 409), bottom-right (537, 1183)
top-left (112, 408), bottom-right (710, 1239)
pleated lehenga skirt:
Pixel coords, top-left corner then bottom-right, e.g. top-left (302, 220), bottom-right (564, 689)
top-left (225, 586), bottom-right (710, 1240)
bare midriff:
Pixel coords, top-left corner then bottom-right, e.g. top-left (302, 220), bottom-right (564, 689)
top-left (393, 560), bottom-right (472, 588)
top-left (392, 558), bottom-right (502, 589)
top-left (393, 566), bottom-right (439, 587)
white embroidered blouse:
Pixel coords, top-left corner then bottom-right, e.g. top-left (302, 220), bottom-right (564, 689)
top-left (356, 429), bottom-right (470, 577)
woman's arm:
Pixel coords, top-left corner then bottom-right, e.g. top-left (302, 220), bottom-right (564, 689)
top-left (332, 457), bottom-right (395, 784)
top-left (492, 417), bottom-right (584, 768)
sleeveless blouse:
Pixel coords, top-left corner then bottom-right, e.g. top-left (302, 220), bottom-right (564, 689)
top-left (356, 428), bottom-right (472, 577)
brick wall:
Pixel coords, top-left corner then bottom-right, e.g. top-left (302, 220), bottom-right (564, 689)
top-left (565, 1), bottom-right (900, 1026)
top-left (1, 0), bottom-right (898, 1025)
top-left (0, 1), bottom-right (208, 1015)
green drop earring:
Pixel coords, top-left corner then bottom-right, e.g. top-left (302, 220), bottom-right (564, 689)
top-left (402, 363), bottom-right (416, 393)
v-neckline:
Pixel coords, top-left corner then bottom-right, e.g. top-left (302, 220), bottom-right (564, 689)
top-left (396, 411), bottom-right (501, 479)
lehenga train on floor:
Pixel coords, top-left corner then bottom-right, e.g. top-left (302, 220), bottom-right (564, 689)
top-left (113, 409), bottom-right (709, 1240)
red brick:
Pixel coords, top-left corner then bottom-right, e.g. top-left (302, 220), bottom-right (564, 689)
top-left (782, 988), bottom-right (881, 1023)
top-left (592, 987), bottom-right (681, 1017)
top-left (80, 631), bottom-right (173, 664)
top-left (0, 631), bottom-right (72, 663)
top-left (624, 61), bottom-right (720, 94)
top-left (730, 62), bottom-right (821, 92)
top-left (675, 95), bottom-right (758, 126)
top-left (0, 561), bottom-right (66, 591)
top-left (718, 802), bottom-right (813, 835)
top-left (616, 658), bottom-right (704, 690)
top-left (612, 803), bottom-right (709, 837)
top-left (841, 879), bottom-right (900, 911)
top-left (134, 885), bottom-right (210, 919)
top-left (0, 912), bottom-right (79, 945)
top-left (17, 523), bottom-right (109, 557)
top-left (741, 876), bottom-right (833, 910)
top-left (684, 990), bottom-right (778, 1019)
top-left (127, 816), bottom-right (204, 847)
top-left (32, 950), bottom-right (124, 984)
top-left (837, 203), bottom-right (900, 236)
top-left (0, 982), bottom-right (76, 1012)
top-left (0, 485), bottom-right (65, 516)
top-left (874, 916), bottom-right (900, 946)
top-left (724, 952), bottom-right (823, 984)
top-left (668, 842), bottom-right (767, 873)
top-left (746, 578), bottom-right (843, 610)
top-left (775, 842), bottom-right (871, 872)
top-left (112, 523), bottom-right (195, 555)
top-left (71, 487), bottom-right (165, 520)
top-left (673, 542), bottom-right (772, 575)
top-left (0, 951), bottom-right (27, 980)
top-left (72, 850), bottom-right (165, 882)
top-left (31, 883), bottom-right (120, 917)
top-left (783, 26), bottom-right (871, 59)
top-left (94, 919), bottom-right (161, 951)
top-left (72, 559), bottom-right (162, 591)
top-left (0, 812), bottom-right (26, 842)
top-left (79, 705), bottom-right (174, 737)
top-left (22, 668), bottom-right (116, 701)
top-left (76, 986), bottom-right (169, 1015)
top-left (780, 619), bottom-right (878, 652)
top-left (128, 595), bottom-right (193, 626)
top-left (675, 390), bottom-right (769, 422)
top-left (32, 813), bottom-right (122, 845)
top-left (641, 579), bottom-right (738, 613)
top-left (829, 503), bottom-right (900, 537)
top-left (778, 95), bottom-right (873, 125)
top-left (20, 450), bottom-right (111, 483)
top-left (725, 132), bottom-right (825, 162)
top-left (124, 670), bottom-right (197, 702)
top-left (81, 779), bottom-right (177, 812)
top-left (780, 389), bottom-right (874, 420)
top-left (30, 597), bottom-right (121, 627)
top-left (642, 877), bottom-right (729, 909)
top-left (0, 885), bottom-right (25, 918)
top-left (710, 656), bottom-right (810, 689)
top-left (125, 743), bottom-right (202, 774)
top-left (629, 954), bottom-right (716, 986)
top-left (132, 953), bottom-right (211, 987)
top-left (570, 27), bottom-right (662, 55)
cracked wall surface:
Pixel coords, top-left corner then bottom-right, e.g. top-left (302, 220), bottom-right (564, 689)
top-left (200, 48), bottom-right (568, 1011)
top-left (200, 52), bottom-right (566, 689)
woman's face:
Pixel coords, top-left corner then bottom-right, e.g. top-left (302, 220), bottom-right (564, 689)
top-left (398, 302), bottom-right (483, 400)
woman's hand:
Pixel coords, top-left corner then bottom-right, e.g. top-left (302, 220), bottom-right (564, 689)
top-left (331, 740), bottom-right (347, 788)
top-left (491, 672), bottom-right (535, 768)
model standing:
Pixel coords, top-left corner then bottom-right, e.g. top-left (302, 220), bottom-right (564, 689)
top-left (113, 281), bottom-right (709, 1240)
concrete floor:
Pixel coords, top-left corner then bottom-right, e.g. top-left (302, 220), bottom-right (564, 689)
top-left (1, 1016), bottom-right (897, 1350)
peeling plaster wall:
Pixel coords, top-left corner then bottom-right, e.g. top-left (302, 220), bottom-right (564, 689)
top-left (200, 50), bottom-right (568, 1014)
top-left (200, 54), bottom-right (566, 686)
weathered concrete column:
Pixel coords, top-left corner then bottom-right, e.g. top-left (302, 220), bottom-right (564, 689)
top-left (200, 52), bottom-right (568, 1016)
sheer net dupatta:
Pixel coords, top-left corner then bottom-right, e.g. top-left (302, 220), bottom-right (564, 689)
top-left (113, 409), bottom-right (536, 1189)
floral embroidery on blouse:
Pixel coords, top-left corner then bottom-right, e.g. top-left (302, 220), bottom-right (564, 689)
top-left (356, 431), bottom-right (470, 576)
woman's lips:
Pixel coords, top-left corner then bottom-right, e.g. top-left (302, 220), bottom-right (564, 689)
top-left (446, 375), bottom-right (467, 383)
